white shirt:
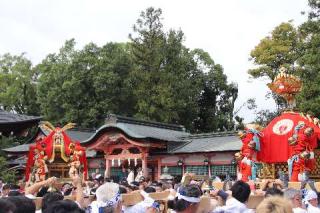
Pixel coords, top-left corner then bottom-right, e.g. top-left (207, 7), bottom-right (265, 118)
top-left (293, 207), bottom-right (307, 213)
top-left (122, 197), bottom-right (154, 213)
top-left (307, 204), bottom-right (320, 213)
top-left (212, 197), bottom-right (253, 213)
top-left (135, 171), bottom-right (143, 182)
top-left (127, 171), bottom-right (134, 184)
top-left (213, 176), bottom-right (222, 182)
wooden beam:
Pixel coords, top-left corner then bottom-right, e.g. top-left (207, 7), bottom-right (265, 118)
top-left (122, 191), bottom-right (170, 206)
top-left (106, 153), bottom-right (142, 160)
top-left (88, 132), bottom-right (166, 150)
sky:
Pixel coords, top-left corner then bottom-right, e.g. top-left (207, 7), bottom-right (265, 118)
top-left (0, 0), bottom-right (310, 122)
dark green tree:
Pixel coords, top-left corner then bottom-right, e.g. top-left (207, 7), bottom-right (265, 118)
top-left (129, 7), bottom-right (168, 121)
top-left (296, 0), bottom-right (320, 116)
top-left (0, 53), bottom-right (39, 115)
top-left (37, 39), bottom-right (135, 127)
top-left (254, 109), bottom-right (280, 126)
top-left (2, 7), bottom-right (238, 132)
top-left (130, 7), bottom-right (238, 132)
top-left (0, 156), bottom-right (16, 183)
top-left (37, 39), bottom-right (76, 124)
top-left (62, 42), bottom-right (135, 127)
top-left (248, 22), bottom-right (300, 109)
top-left (194, 51), bottom-right (238, 132)
top-left (247, 1), bottom-right (320, 119)
top-left (159, 31), bottom-right (203, 131)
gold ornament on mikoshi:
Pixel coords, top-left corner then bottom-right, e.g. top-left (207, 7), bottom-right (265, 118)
top-left (267, 67), bottom-right (302, 107)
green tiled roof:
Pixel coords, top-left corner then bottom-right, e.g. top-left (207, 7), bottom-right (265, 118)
top-left (170, 132), bottom-right (241, 153)
top-left (0, 110), bottom-right (41, 135)
top-left (0, 110), bottom-right (41, 124)
top-left (3, 115), bottom-right (241, 155)
top-left (3, 129), bottom-right (95, 153)
top-left (3, 143), bottom-right (32, 153)
top-left (82, 114), bottom-right (189, 144)
top-left (40, 128), bottom-right (95, 142)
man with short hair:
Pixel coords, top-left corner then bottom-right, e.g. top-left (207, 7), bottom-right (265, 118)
top-left (212, 180), bottom-right (253, 213)
top-left (8, 185), bottom-right (21, 197)
top-left (43, 200), bottom-right (84, 213)
top-left (41, 192), bottom-right (64, 213)
top-left (4, 196), bottom-right (36, 213)
top-left (283, 188), bottom-right (306, 213)
top-left (0, 198), bottom-right (16, 213)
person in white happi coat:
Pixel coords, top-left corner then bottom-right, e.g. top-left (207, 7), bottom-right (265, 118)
top-left (284, 188), bottom-right (307, 213)
top-left (135, 167), bottom-right (144, 182)
top-left (303, 190), bottom-right (320, 213)
top-left (127, 169), bottom-right (135, 185)
top-left (212, 180), bottom-right (253, 213)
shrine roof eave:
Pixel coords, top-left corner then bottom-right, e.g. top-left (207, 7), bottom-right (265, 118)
top-left (0, 118), bottom-right (42, 136)
top-left (81, 123), bottom-right (187, 145)
top-left (40, 127), bottom-right (95, 142)
top-left (0, 110), bottom-right (42, 136)
top-left (0, 110), bottom-right (41, 125)
top-left (3, 127), bottom-right (95, 154)
top-left (169, 135), bottom-right (242, 153)
top-left (0, 116), bottom-right (41, 125)
top-left (3, 143), bottom-right (96, 158)
top-left (3, 143), bottom-right (31, 154)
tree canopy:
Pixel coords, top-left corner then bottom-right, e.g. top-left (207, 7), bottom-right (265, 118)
top-left (0, 7), bottom-right (238, 133)
top-left (296, 1), bottom-right (320, 116)
top-left (248, 0), bottom-right (320, 119)
top-left (0, 53), bottom-right (39, 114)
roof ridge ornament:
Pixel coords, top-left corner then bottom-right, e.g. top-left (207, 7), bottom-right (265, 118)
top-left (105, 114), bottom-right (118, 124)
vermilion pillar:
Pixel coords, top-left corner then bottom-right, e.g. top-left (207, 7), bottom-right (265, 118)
top-left (142, 149), bottom-right (149, 177)
top-left (104, 154), bottom-right (110, 178)
top-left (207, 156), bottom-right (211, 177)
top-left (157, 158), bottom-right (162, 180)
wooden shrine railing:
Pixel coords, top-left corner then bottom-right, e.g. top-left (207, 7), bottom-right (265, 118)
top-left (256, 149), bottom-right (320, 180)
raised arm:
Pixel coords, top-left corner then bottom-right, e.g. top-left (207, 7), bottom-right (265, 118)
top-left (25, 177), bottom-right (57, 195)
top-left (72, 175), bottom-right (84, 208)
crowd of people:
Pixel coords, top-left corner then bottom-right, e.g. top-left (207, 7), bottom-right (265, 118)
top-left (0, 173), bottom-right (320, 213)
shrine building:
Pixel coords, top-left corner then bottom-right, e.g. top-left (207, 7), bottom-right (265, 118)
top-left (3, 114), bottom-right (241, 181)
top-left (0, 109), bottom-right (41, 137)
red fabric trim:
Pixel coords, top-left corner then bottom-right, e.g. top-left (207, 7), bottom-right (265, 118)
top-left (25, 128), bottom-right (89, 181)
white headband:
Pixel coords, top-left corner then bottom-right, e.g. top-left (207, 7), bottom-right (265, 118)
top-left (89, 192), bottom-right (121, 213)
top-left (177, 193), bottom-right (201, 203)
top-left (304, 190), bottom-right (318, 203)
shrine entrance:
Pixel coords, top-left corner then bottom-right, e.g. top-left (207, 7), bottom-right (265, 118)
top-left (44, 152), bottom-right (68, 178)
top-left (87, 131), bottom-right (165, 180)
